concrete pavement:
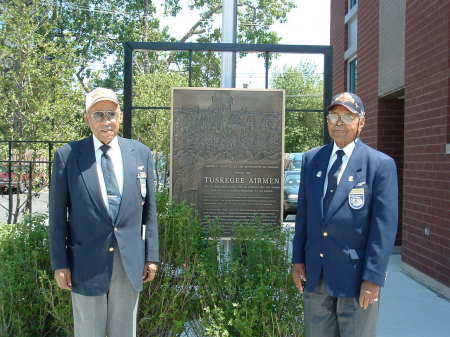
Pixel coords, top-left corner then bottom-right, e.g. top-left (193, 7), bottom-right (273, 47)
top-left (378, 253), bottom-right (450, 337)
top-left (284, 222), bottom-right (450, 337)
top-left (0, 191), bottom-right (48, 223)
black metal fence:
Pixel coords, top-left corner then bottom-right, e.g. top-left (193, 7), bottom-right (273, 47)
top-left (122, 42), bottom-right (333, 142)
top-left (0, 140), bottom-right (66, 223)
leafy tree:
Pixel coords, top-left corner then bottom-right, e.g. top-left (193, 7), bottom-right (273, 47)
top-left (162, 0), bottom-right (296, 86)
top-left (132, 71), bottom-right (188, 189)
top-left (0, 0), bottom-right (298, 220)
top-left (0, 0), bottom-right (86, 222)
top-left (271, 61), bottom-right (324, 153)
top-left (0, 0), bottom-right (86, 141)
top-left (14, 0), bottom-right (296, 91)
top-left (42, 0), bottom-right (171, 91)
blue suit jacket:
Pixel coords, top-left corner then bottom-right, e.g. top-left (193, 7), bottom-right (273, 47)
top-left (292, 140), bottom-right (398, 297)
top-left (49, 136), bottom-right (159, 296)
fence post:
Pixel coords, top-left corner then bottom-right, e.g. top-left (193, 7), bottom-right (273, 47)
top-left (26, 161), bottom-right (32, 213)
top-left (7, 141), bottom-right (12, 224)
top-left (48, 142), bottom-right (53, 186)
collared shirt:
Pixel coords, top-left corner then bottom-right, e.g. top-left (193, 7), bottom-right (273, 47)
top-left (93, 135), bottom-right (124, 209)
top-left (322, 140), bottom-right (356, 199)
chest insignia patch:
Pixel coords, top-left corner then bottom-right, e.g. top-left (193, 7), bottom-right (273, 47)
top-left (349, 187), bottom-right (364, 210)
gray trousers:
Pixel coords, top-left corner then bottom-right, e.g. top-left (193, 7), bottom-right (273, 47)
top-left (303, 278), bottom-right (379, 337)
top-left (71, 249), bottom-right (139, 337)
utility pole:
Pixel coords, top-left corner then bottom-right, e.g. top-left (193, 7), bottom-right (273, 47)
top-left (143, 0), bottom-right (150, 73)
top-left (221, 0), bottom-right (237, 88)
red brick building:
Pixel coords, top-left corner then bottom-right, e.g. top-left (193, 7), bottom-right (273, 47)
top-left (330, 0), bottom-right (449, 298)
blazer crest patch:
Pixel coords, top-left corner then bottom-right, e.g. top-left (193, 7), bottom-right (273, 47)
top-left (348, 187), bottom-right (364, 209)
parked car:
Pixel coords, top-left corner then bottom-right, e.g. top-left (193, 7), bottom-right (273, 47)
top-left (283, 170), bottom-right (301, 216)
top-left (0, 164), bottom-right (26, 193)
top-left (287, 152), bottom-right (303, 171)
top-left (152, 152), bottom-right (169, 191)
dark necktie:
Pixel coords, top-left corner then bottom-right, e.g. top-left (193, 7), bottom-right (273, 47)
top-left (100, 144), bottom-right (121, 222)
top-left (323, 149), bottom-right (345, 216)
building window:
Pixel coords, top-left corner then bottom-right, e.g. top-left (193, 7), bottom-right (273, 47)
top-left (346, 16), bottom-right (357, 55)
top-left (349, 0), bottom-right (357, 9)
top-left (347, 58), bottom-right (358, 93)
top-left (345, 0), bottom-right (358, 59)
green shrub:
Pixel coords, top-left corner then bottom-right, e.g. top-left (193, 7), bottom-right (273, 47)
top-left (138, 196), bottom-right (205, 337)
top-left (0, 213), bottom-right (61, 337)
top-left (196, 223), bottom-right (304, 337)
top-left (0, 194), bottom-right (304, 337)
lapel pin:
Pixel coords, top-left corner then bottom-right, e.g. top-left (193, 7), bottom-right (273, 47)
top-left (348, 176), bottom-right (354, 182)
top-left (316, 170), bottom-right (322, 178)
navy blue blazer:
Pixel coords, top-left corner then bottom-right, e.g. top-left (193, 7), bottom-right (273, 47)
top-left (49, 136), bottom-right (159, 296)
top-left (292, 140), bottom-right (398, 297)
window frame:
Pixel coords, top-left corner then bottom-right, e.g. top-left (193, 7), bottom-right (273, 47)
top-left (347, 57), bottom-right (358, 93)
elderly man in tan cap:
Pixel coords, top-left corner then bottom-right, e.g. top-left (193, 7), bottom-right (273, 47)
top-left (49, 88), bottom-right (159, 337)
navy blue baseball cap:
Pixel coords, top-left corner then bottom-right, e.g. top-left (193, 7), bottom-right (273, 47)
top-left (327, 92), bottom-right (365, 117)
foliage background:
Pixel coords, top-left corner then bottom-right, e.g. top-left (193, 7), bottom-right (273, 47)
top-left (0, 0), bottom-right (325, 223)
top-left (0, 195), bottom-right (304, 337)
top-left (0, 0), bottom-right (323, 149)
top-left (0, 2), bottom-right (318, 334)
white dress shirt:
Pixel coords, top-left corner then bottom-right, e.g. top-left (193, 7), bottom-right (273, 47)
top-left (322, 140), bottom-right (356, 199)
top-left (93, 135), bottom-right (124, 210)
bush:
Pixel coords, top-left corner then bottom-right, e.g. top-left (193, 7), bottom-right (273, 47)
top-left (0, 213), bottom-right (60, 337)
top-left (196, 223), bottom-right (304, 337)
top-left (0, 194), bottom-right (304, 337)
top-left (138, 193), bottom-right (205, 336)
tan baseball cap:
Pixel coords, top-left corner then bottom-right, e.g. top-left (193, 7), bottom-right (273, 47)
top-left (85, 88), bottom-right (119, 112)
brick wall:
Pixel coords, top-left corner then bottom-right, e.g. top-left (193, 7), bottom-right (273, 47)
top-left (331, 1), bottom-right (406, 246)
top-left (378, 99), bottom-right (404, 245)
top-left (403, 0), bottom-right (450, 287)
top-left (358, 0), bottom-right (405, 246)
top-left (357, 0), bottom-right (380, 148)
top-left (330, 0), bottom-right (449, 289)
top-left (330, 0), bottom-right (346, 94)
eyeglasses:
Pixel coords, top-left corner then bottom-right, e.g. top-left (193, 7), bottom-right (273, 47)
top-left (89, 110), bottom-right (119, 122)
top-left (327, 113), bottom-right (358, 125)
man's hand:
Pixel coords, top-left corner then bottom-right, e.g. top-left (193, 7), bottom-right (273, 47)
top-left (359, 280), bottom-right (380, 309)
top-left (143, 262), bottom-right (158, 282)
top-left (292, 263), bottom-right (307, 293)
top-left (54, 268), bottom-right (72, 290)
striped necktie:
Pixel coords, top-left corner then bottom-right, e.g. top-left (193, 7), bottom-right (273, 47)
top-left (323, 149), bottom-right (345, 216)
top-left (100, 144), bottom-right (121, 222)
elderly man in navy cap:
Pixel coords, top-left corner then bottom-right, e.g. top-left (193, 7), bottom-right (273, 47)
top-left (292, 92), bottom-right (398, 337)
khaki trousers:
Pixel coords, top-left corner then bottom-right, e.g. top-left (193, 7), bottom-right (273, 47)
top-left (303, 277), bottom-right (379, 337)
top-left (71, 249), bottom-right (139, 337)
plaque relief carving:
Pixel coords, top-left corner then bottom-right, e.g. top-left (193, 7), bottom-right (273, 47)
top-left (171, 88), bottom-right (284, 235)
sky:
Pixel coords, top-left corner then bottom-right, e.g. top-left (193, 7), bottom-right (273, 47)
top-left (90, 1), bottom-right (331, 87)
top-left (158, 0), bottom-right (330, 45)
top-left (156, 0), bottom-right (331, 88)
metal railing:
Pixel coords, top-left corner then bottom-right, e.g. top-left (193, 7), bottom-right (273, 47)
top-left (0, 140), bottom-right (67, 223)
top-left (122, 42), bottom-right (333, 142)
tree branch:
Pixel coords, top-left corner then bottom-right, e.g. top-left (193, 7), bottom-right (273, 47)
top-left (76, 66), bottom-right (89, 93)
top-left (167, 3), bottom-right (222, 64)
top-left (179, 4), bottom-right (221, 43)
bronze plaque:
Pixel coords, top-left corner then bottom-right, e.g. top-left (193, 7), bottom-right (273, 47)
top-left (171, 88), bottom-right (284, 235)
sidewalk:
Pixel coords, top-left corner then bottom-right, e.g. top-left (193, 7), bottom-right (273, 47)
top-left (378, 253), bottom-right (450, 337)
